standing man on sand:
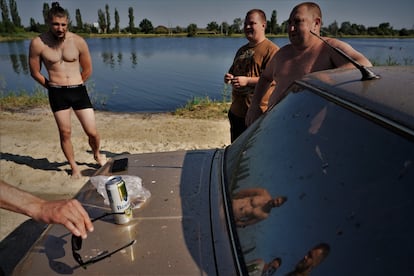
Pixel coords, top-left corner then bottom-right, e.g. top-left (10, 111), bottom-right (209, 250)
top-left (224, 9), bottom-right (279, 142)
top-left (245, 2), bottom-right (372, 126)
top-left (29, 2), bottom-right (105, 178)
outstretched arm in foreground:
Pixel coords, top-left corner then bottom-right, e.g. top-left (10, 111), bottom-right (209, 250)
top-left (0, 180), bottom-right (93, 239)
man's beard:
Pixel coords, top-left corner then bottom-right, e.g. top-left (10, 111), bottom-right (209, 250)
top-left (52, 31), bottom-right (66, 42)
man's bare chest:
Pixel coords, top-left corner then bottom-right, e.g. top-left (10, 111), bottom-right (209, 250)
top-left (41, 44), bottom-right (79, 65)
top-left (278, 52), bottom-right (333, 79)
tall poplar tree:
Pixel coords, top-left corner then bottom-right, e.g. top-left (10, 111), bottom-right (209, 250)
top-left (75, 9), bottom-right (83, 31)
top-left (269, 10), bottom-right (278, 34)
top-left (114, 8), bottom-right (120, 33)
top-left (1, 0), bottom-right (10, 23)
top-left (128, 7), bottom-right (135, 33)
top-left (9, 0), bottom-right (21, 27)
top-left (42, 3), bottom-right (49, 24)
top-left (0, 0), bottom-right (14, 32)
top-left (105, 4), bottom-right (110, 33)
top-left (97, 8), bottom-right (106, 33)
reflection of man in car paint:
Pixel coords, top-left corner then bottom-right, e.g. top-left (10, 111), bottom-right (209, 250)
top-left (232, 188), bottom-right (287, 227)
top-left (247, 257), bottom-right (281, 276)
top-left (286, 243), bottom-right (330, 276)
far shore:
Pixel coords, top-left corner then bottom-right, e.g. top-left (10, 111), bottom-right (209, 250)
top-left (2, 31), bottom-right (413, 43)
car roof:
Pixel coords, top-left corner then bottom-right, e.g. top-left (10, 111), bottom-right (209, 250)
top-left (294, 66), bottom-right (414, 138)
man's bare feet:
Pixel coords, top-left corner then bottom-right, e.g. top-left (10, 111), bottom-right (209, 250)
top-left (71, 170), bottom-right (82, 179)
top-left (69, 163), bottom-right (82, 179)
top-left (94, 154), bottom-right (106, 167)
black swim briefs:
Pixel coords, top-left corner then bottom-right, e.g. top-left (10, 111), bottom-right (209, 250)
top-left (48, 84), bottom-right (93, 112)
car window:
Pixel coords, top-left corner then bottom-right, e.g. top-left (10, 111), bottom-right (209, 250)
top-left (225, 88), bottom-right (414, 275)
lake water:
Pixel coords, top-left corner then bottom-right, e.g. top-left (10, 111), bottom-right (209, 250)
top-left (1, 37), bottom-right (413, 112)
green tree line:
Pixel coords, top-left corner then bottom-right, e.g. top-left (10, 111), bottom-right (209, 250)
top-left (1, 1), bottom-right (413, 37)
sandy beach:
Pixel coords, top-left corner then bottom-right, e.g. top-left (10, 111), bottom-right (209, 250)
top-left (0, 108), bottom-right (230, 241)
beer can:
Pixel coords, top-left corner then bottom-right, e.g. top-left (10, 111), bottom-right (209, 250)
top-left (105, 176), bottom-right (133, 224)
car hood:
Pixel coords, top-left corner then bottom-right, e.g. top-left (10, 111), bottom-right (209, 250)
top-left (296, 66), bottom-right (414, 137)
top-left (13, 150), bottom-right (231, 275)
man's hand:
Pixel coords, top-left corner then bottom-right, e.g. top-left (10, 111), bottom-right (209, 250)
top-left (1, 180), bottom-right (94, 239)
top-left (36, 198), bottom-right (94, 239)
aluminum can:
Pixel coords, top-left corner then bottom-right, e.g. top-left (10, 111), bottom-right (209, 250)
top-left (105, 176), bottom-right (133, 224)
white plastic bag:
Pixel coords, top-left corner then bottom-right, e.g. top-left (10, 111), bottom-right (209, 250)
top-left (90, 175), bottom-right (151, 209)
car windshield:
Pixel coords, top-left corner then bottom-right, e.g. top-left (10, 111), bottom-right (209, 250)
top-left (224, 85), bottom-right (414, 275)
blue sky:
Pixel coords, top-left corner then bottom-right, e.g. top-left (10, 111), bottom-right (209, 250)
top-left (15, 0), bottom-right (414, 30)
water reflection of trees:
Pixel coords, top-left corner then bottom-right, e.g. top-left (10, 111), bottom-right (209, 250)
top-left (100, 51), bottom-right (138, 68)
top-left (7, 41), bottom-right (29, 75)
top-left (99, 38), bottom-right (138, 68)
top-left (6, 47), bottom-right (138, 75)
top-left (4, 39), bottom-right (138, 82)
top-left (101, 52), bottom-right (116, 68)
top-left (131, 52), bottom-right (137, 67)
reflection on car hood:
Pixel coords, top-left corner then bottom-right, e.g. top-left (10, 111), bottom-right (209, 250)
top-left (13, 150), bottom-right (230, 275)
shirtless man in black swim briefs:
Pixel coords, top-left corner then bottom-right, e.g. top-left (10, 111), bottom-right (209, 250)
top-left (29, 2), bottom-right (105, 178)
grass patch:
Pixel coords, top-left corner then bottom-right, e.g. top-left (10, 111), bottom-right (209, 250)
top-left (0, 88), bottom-right (49, 112)
top-left (173, 96), bottom-right (230, 119)
top-left (370, 56), bottom-right (414, 66)
top-left (173, 84), bottom-right (231, 119)
top-left (0, 32), bottom-right (38, 42)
